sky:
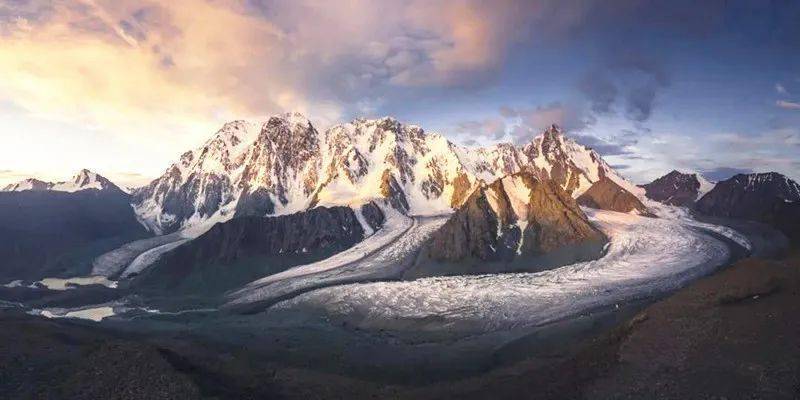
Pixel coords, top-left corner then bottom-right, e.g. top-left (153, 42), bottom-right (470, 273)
top-left (1, 0), bottom-right (799, 187)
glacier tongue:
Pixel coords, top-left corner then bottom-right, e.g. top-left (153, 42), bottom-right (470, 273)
top-left (273, 208), bottom-right (732, 333)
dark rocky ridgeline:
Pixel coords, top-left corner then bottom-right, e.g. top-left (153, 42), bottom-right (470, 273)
top-left (130, 202), bottom-right (384, 299)
top-left (407, 173), bottom-right (607, 278)
top-left (695, 172), bottom-right (800, 219)
top-left (640, 170), bottom-right (704, 207)
top-left (0, 189), bottom-right (149, 282)
top-left (577, 177), bottom-right (653, 216)
top-left (696, 172), bottom-right (800, 243)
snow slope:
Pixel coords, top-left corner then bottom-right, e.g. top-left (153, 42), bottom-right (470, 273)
top-left (274, 209), bottom-right (733, 333)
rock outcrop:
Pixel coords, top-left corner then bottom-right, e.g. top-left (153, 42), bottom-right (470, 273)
top-left (412, 173), bottom-right (607, 277)
top-left (578, 177), bottom-right (652, 216)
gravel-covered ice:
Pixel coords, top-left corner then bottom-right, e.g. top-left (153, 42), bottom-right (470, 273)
top-left (274, 209), bottom-right (733, 333)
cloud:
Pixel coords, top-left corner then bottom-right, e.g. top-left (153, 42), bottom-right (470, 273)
top-left (701, 166), bottom-right (754, 181)
top-left (776, 100), bottom-right (800, 110)
top-left (508, 102), bottom-right (590, 143)
top-left (452, 102), bottom-right (594, 145)
top-left (576, 48), bottom-right (671, 124)
top-left (0, 0), bottom-right (547, 141)
top-left (579, 72), bottom-right (617, 114)
top-left (626, 127), bottom-right (800, 183)
top-left (454, 117), bottom-right (506, 140)
top-left (625, 83), bottom-right (659, 122)
top-left (570, 132), bottom-right (637, 156)
top-left (776, 83), bottom-right (788, 94)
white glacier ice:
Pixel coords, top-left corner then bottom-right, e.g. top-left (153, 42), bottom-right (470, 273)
top-left (273, 209), bottom-right (735, 333)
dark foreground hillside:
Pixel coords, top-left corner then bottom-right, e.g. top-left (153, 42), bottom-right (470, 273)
top-left (440, 253), bottom-right (800, 400)
top-left (2, 250), bottom-right (799, 399)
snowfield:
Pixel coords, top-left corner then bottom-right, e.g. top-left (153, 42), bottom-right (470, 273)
top-left (273, 209), bottom-right (736, 333)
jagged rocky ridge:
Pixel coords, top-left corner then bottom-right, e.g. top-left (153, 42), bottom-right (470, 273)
top-left (132, 113), bottom-right (638, 234)
top-left (405, 172), bottom-right (607, 278)
top-left (640, 170), bottom-right (714, 207)
top-left (696, 172), bottom-right (800, 218)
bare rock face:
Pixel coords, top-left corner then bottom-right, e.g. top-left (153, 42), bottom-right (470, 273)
top-left (449, 171), bottom-right (474, 208)
top-left (379, 168), bottom-right (410, 212)
top-left (526, 176), bottom-right (608, 252)
top-left (578, 177), bottom-right (652, 216)
top-left (425, 172), bottom-right (607, 266)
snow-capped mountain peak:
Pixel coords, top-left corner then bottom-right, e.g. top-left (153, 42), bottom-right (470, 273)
top-left (2, 169), bottom-right (122, 194)
top-left (133, 113), bottom-right (640, 235)
top-left (640, 170), bottom-right (716, 207)
top-left (2, 178), bottom-right (53, 192)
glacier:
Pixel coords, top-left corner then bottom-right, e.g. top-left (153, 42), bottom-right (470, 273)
top-left (271, 208), bottom-right (738, 333)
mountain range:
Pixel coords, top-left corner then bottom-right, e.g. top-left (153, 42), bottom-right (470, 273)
top-left (2, 112), bottom-right (799, 288)
top-left (129, 113), bottom-right (638, 235)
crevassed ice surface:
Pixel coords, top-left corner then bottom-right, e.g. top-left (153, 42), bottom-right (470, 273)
top-left (275, 209), bottom-right (731, 333)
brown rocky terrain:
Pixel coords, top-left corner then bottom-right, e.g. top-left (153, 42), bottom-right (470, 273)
top-left (577, 177), bottom-right (653, 216)
top-left (411, 173), bottom-right (606, 277)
